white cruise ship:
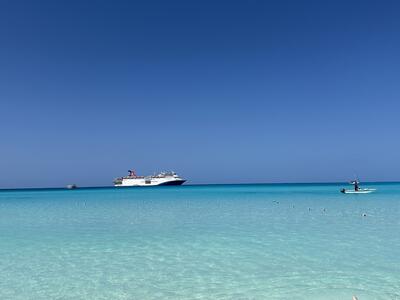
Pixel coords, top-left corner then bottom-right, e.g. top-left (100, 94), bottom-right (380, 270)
top-left (113, 170), bottom-right (186, 187)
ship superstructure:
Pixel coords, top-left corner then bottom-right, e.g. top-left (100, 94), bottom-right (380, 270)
top-left (114, 170), bottom-right (186, 187)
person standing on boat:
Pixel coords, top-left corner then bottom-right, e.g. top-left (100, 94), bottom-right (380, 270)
top-left (354, 180), bottom-right (360, 191)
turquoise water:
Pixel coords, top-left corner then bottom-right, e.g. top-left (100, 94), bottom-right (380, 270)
top-left (0, 183), bottom-right (399, 299)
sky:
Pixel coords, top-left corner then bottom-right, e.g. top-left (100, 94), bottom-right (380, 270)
top-left (1, 0), bottom-right (400, 188)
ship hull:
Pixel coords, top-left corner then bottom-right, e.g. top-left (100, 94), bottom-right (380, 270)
top-left (157, 180), bottom-right (186, 186)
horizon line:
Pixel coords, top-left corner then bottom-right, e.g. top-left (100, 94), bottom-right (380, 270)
top-left (1, 180), bottom-right (399, 191)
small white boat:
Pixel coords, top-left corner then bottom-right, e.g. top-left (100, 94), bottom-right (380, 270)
top-left (340, 179), bottom-right (375, 194)
top-left (341, 188), bottom-right (375, 194)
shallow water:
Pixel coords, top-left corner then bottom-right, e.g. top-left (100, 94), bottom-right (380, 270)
top-left (0, 183), bottom-right (399, 299)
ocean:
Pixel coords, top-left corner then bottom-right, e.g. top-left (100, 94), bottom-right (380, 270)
top-left (0, 183), bottom-right (399, 299)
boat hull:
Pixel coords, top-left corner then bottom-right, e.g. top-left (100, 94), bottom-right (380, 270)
top-left (115, 178), bottom-right (186, 187)
top-left (341, 189), bottom-right (375, 194)
top-left (157, 180), bottom-right (186, 186)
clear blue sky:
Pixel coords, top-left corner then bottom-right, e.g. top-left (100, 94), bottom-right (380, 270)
top-left (1, 0), bottom-right (400, 188)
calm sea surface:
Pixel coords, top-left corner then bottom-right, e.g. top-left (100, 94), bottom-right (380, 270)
top-left (0, 183), bottom-right (399, 299)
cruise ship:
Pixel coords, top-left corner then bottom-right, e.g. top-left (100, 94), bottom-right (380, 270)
top-left (113, 170), bottom-right (186, 187)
